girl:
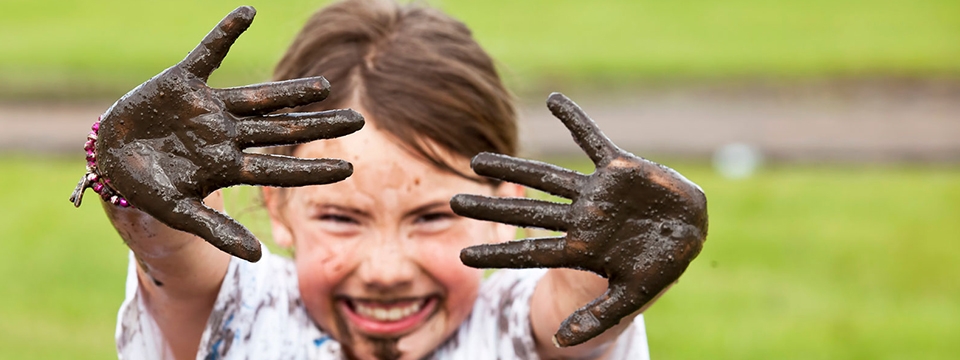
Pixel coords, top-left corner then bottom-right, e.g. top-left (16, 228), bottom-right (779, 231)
top-left (77, 0), bottom-right (707, 359)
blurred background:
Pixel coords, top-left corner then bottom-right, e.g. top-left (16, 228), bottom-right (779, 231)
top-left (1, 0), bottom-right (958, 358)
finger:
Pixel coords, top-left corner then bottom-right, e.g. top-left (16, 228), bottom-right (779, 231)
top-left (216, 76), bottom-right (331, 116)
top-left (234, 109), bottom-right (364, 148)
top-left (233, 153), bottom-right (353, 187)
top-left (180, 6), bottom-right (256, 80)
top-left (450, 194), bottom-right (568, 231)
top-left (471, 152), bottom-right (585, 199)
top-left (546, 92), bottom-right (620, 166)
top-left (460, 236), bottom-right (591, 270)
top-left (162, 198), bottom-right (262, 262)
top-left (554, 283), bottom-right (644, 347)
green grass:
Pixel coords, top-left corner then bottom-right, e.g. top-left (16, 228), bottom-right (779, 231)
top-left (1, 156), bottom-right (958, 358)
top-left (2, 0), bottom-right (959, 98)
top-left (0, 157), bottom-right (128, 359)
top-left (637, 161), bottom-right (960, 359)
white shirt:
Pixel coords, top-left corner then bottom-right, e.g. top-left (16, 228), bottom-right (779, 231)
top-left (116, 248), bottom-right (650, 359)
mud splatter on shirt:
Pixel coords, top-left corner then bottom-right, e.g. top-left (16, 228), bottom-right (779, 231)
top-left (116, 248), bottom-right (649, 359)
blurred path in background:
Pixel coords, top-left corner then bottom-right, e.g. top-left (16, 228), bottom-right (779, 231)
top-left (3, 81), bottom-right (959, 162)
top-left (521, 81), bottom-right (960, 162)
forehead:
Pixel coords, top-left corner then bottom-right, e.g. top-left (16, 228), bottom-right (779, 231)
top-left (289, 122), bottom-right (480, 204)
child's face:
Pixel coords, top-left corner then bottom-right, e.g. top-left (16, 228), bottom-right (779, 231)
top-left (265, 117), bottom-right (519, 359)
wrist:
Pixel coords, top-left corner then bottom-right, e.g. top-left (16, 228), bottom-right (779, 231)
top-left (552, 268), bottom-right (608, 300)
top-left (69, 115), bottom-right (131, 208)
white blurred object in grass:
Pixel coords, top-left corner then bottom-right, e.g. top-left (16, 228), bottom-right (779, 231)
top-left (713, 143), bottom-right (762, 179)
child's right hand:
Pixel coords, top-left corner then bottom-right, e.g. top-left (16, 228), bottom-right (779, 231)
top-left (74, 6), bottom-right (364, 262)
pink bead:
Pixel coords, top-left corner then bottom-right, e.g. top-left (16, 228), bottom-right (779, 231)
top-left (87, 160), bottom-right (96, 168)
top-left (86, 173), bottom-right (98, 182)
top-left (92, 122), bottom-right (100, 132)
top-left (118, 198), bottom-right (129, 207)
top-left (93, 183), bottom-right (104, 192)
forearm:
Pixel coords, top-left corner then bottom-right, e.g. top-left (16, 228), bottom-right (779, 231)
top-left (103, 191), bottom-right (230, 298)
top-left (531, 269), bottom-right (642, 360)
top-left (104, 192), bottom-right (230, 359)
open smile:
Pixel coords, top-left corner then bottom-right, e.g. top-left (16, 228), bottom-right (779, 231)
top-left (338, 295), bottom-right (440, 336)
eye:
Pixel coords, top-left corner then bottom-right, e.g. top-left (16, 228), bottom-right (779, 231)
top-left (312, 212), bottom-right (362, 237)
top-left (318, 214), bottom-right (359, 224)
top-left (416, 212), bottom-right (454, 223)
top-left (412, 211), bottom-right (456, 235)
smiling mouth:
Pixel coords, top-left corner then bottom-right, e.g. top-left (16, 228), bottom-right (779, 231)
top-left (338, 296), bottom-right (440, 336)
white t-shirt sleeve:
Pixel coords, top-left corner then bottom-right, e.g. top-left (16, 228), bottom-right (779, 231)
top-left (432, 269), bottom-right (650, 360)
top-left (115, 251), bottom-right (170, 359)
top-left (115, 248), bottom-right (336, 360)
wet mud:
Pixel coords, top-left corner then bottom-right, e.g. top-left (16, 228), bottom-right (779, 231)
top-left (451, 92), bottom-right (709, 347)
top-left (335, 310), bottom-right (402, 360)
top-left (367, 337), bottom-right (401, 360)
top-left (77, 6), bottom-right (363, 262)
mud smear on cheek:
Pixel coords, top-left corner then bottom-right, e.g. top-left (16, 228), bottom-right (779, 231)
top-left (335, 310), bottom-right (402, 360)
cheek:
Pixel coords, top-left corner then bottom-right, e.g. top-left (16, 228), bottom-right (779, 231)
top-left (432, 258), bottom-right (482, 323)
top-left (292, 231), bottom-right (361, 332)
top-left (415, 220), bottom-right (496, 319)
top-left (288, 209), bottom-right (363, 292)
top-left (417, 242), bottom-right (482, 332)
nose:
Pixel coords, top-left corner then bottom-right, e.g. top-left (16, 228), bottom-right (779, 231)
top-left (356, 237), bottom-right (418, 292)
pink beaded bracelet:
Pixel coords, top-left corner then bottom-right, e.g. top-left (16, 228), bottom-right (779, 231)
top-left (69, 116), bottom-right (131, 208)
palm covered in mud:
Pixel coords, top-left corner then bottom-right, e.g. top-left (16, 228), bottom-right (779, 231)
top-left (451, 93), bottom-right (709, 347)
top-left (91, 7), bottom-right (364, 262)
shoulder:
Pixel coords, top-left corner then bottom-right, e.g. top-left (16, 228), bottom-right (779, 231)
top-left (116, 247), bottom-right (341, 359)
top-left (197, 248), bottom-right (330, 358)
top-left (431, 269), bottom-right (547, 359)
top-left (431, 269), bottom-right (650, 360)
top-left (605, 315), bottom-right (651, 360)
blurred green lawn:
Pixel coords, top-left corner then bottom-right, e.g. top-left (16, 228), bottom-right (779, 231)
top-left (2, 0), bottom-right (959, 98)
top-left (2, 156), bottom-right (958, 359)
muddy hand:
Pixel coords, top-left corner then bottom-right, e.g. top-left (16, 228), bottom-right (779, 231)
top-left (87, 7), bottom-right (363, 262)
top-left (450, 93), bottom-right (707, 347)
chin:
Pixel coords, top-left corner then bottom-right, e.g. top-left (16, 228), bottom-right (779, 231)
top-left (326, 296), bottom-right (464, 360)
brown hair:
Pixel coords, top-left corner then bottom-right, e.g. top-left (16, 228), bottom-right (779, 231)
top-left (269, 0), bottom-right (517, 182)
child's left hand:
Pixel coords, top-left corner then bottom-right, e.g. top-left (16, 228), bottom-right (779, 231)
top-left (451, 93), bottom-right (708, 347)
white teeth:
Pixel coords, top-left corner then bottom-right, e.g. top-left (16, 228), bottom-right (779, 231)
top-left (387, 308), bottom-right (401, 320)
top-left (354, 300), bottom-right (425, 322)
